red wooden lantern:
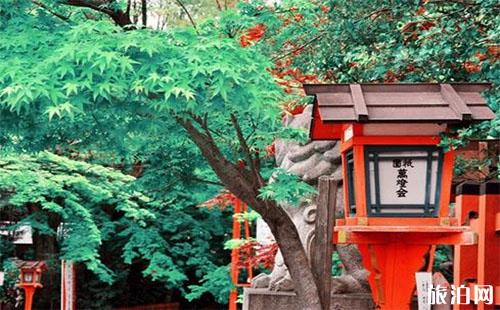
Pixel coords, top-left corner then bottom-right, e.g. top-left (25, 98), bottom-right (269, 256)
top-left (16, 260), bottom-right (47, 310)
top-left (306, 83), bottom-right (495, 309)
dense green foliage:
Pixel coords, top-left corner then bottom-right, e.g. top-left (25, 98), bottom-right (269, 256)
top-left (0, 0), bottom-right (287, 307)
top-left (0, 151), bottom-right (153, 282)
top-left (239, 0), bottom-right (499, 137)
top-left (0, 151), bottom-right (233, 307)
top-left (185, 265), bottom-right (232, 304)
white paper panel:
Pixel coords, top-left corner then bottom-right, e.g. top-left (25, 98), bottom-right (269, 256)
top-left (368, 151), bottom-right (439, 206)
top-left (375, 158), bottom-right (426, 205)
top-left (415, 272), bottom-right (432, 310)
top-left (379, 208), bottom-right (423, 214)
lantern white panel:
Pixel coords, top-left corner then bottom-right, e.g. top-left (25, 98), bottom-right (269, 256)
top-left (367, 150), bottom-right (440, 207)
top-left (377, 158), bottom-right (427, 205)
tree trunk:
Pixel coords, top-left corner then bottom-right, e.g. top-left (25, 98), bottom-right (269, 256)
top-left (141, 0), bottom-right (147, 27)
top-left (176, 117), bottom-right (323, 309)
top-left (216, 165), bottom-right (323, 308)
top-left (266, 208), bottom-right (323, 309)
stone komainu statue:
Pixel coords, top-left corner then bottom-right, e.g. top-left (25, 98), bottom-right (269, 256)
top-left (252, 105), bottom-right (370, 294)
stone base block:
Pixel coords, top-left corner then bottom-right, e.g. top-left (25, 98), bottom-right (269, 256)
top-left (242, 288), bottom-right (374, 310)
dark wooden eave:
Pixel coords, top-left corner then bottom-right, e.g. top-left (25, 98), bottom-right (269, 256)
top-left (12, 258), bottom-right (47, 270)
top-left (304, 83), bottom-right (495, 123)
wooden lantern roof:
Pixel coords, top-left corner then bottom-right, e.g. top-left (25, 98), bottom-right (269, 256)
top-left (305, 83), bottom-right (495, 123)
top-left (13, 259), bottom-right (47, 271)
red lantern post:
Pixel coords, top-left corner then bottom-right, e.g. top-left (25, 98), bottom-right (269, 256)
top-left (16, 260), bottom-right (47, 310)
top-left (306, 83), bottom-right (495, 309)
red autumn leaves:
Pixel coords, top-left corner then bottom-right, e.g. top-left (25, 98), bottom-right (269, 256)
top-left (272, 67), bottom-right (318, 90)
top-left (401, 20), bottom-right (436, 34)
top-left (200, 191), bottom-right (240, 210)
top-left (464, 46), bottom-right (499, 73)
top-left (265, 144), bottom-right (276, 156)
top-left (239, 21), bottom-right (310, 145)
top-left (237, 241), bottom-right (279, 270)
top-left (401, 5), bottom-right (435, 33)
top-left (284, 104), bottom-right (305, 115)
top-left (239, 22), bottom-right (315, 109)
top-left (270, 59), bottom-right (318, 95)
top-left (463, 61), bottom-right (481, 73)
top-left (201, 191), bottom-right (279, 270)
top-left (240, 24), bottom-right (266, 47)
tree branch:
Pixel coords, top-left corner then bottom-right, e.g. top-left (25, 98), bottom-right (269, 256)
top-left (174, 0), bottom-right (198, 33)
top-left (230, 113), bottom-right (264, 187)
top-left (32, 0), bottom-right (70, 21)
top-left (125, 0), bottom-right (131, 16)
top-left (175, 115), bottom-right (322, 308)
top-left (191, 176), bottom-right (224, 186)
top-left (175, 115), bottom-right (270, 214)
top-left (427, 0), bottom-right (481, 6)
top-left (272, 31), bottom-right (326, 62)
top-left (214, 0), bottom-right (222, 11)
top-left (61, 0), bottom-right (133, 27)
top-left (361, 7), bottom-right (390, 20)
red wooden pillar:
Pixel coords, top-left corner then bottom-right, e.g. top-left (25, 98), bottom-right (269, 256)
top-left (476, 181), bottom-right (499, 309)
top-left (242, 204), bottom-right (253, 282)
top-left (454, 180), bottom-right (499, 309)
top-left (359, 243), bottom-right (430, 309)
top-left (453, 182), bottom-right (480, 310)
top-left (22, 287), bottom-right (36, 310)
top-left (228, 199), bottom-right (254, 310)
top-left (229, 199), bottom-right (242, 310)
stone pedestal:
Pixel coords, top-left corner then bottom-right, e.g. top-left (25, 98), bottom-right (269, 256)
top-left (243, 288), bottom-right (374, 310)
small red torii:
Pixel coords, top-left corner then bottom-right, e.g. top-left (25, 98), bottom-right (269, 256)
top-left (203, 191), bottom-right (254, 310)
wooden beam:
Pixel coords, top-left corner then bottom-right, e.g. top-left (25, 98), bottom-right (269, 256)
top-left (334, 230), bottom-right (477, 245)
top-left (350, 84), bottom-right (369, 121)
top-left (440, 84), bottom-right (472, 121)
top-left (311, 177), bottom-right (338, 310)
